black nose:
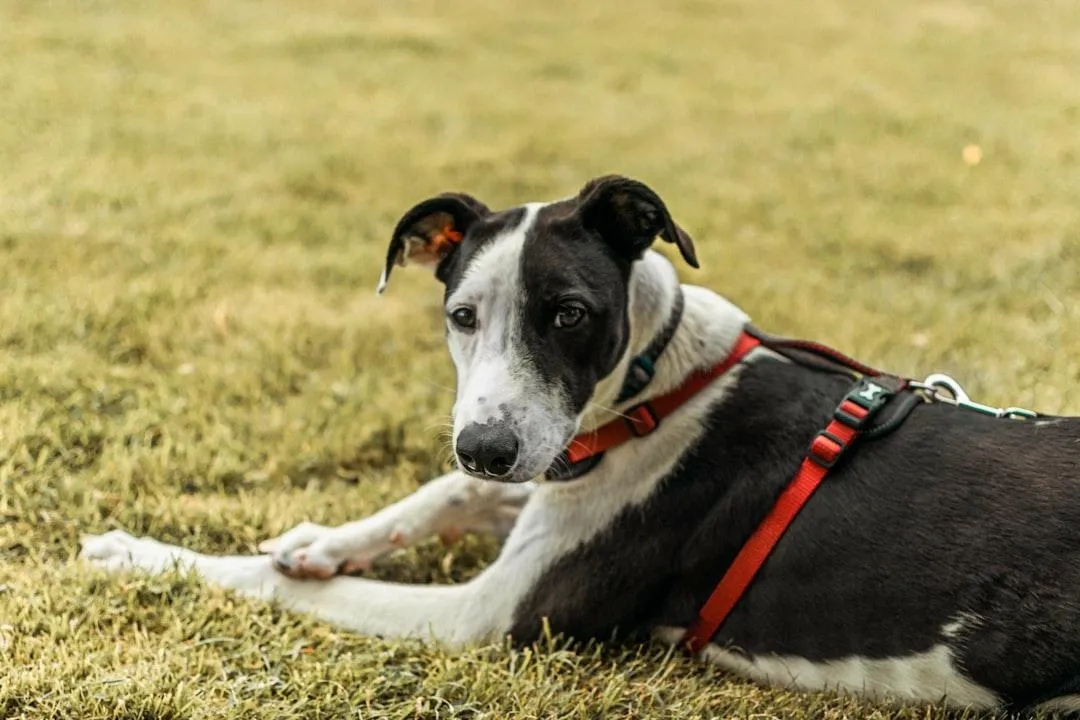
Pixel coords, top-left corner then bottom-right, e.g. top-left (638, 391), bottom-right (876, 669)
top-left (455, 423), bottom-right (520, 478)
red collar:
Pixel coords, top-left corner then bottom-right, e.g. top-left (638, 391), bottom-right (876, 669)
top-left (561, 331), bottom-right (763, 467)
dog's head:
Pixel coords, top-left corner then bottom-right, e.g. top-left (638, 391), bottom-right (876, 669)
top-left (379, 175), bottom-right (698, 483)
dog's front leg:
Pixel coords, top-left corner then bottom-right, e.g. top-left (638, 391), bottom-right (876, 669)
top-left (261, 470), bottom-right (533, 579)
top-left (79, 529), bottom-right (514, 646)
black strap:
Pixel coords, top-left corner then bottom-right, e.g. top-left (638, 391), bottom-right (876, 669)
top-left (744, 324), bottom-right (885, 379)
top-left (862, 389), bottom-right (925, 439)
top-left (746, 325), bottom-right (926, 442)
top-left (616, 287), bottom-right (685, 403)
top-left (545, 452), bottom-right (604, 482)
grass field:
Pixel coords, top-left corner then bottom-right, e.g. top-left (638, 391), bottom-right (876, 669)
top-left (2, 0), bottom-right (1080, 717)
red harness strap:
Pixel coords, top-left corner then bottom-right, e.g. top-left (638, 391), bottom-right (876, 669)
top-left (563, 331), bottom-right (763, 464)
top-left (560, 326), bottom-right (907, 655)
top-left (681, 375), bottom-right (903, 653)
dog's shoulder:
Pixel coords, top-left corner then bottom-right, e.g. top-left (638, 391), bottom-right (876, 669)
top-left (505, 356), bottom-right (852, 642)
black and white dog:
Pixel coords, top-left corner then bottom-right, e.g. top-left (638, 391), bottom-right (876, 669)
top-left (81, 175), bottom-right (1080, 715)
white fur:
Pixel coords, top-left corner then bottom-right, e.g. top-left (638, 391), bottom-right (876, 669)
top-left (651, 626), bottom-right (998, 709)
top-left (81, 247), bottom-right (754, 645)
top-left (445, 203), bottom-right (575, 481)
top-left (257, 471), bottom-right (534, 578)
top-left (1035, 695), bottom-right (1080, 712)
top-left (79, 245), bottom-right (1004, 713)
top-left (940, 610), bottom-right (982, 640)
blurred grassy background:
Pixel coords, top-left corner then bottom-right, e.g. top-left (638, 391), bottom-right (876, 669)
top-left (1, 0), bottom-right (1078, 717)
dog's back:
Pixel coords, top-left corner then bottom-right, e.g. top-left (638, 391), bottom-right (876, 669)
top-left (511, 354), bottom-right (1080, 711)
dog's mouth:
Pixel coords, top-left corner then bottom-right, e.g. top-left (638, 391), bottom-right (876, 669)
top-left (455, 461), bottom-right (530, 484)
top-left (456, 454), bottom-right (557, 484)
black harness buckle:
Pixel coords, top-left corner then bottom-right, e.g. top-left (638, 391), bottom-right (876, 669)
top-left (837, 377), bottom-right (902, 428)
top-left (806, 375), bottom-right (905, 469)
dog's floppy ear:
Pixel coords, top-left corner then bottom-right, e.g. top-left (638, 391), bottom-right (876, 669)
top-left (378, 192), bottom-right (491, 293)
top-left (576, 175), bottom-right (699, 268)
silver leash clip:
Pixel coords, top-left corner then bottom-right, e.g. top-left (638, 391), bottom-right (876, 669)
top-left (913, 373), bottom-right (1038, 420)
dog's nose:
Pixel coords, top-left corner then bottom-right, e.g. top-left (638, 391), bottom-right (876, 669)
top-left (455, 423), bottom-right (520, 478)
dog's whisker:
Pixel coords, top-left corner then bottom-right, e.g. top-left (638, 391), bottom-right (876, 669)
top-left (567, 438), bottom-right (591, 454)
top-left (588, 402), bottom-right (633, 422)
top-left (419, 381), bottom-right (457, 396)
top-left (423, 418), bottom-right (456, 436)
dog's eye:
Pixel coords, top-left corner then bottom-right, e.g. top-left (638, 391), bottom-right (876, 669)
top-left (450, 306), bottom-right (477, 329)
top-left (554, 302), bottom-right (586, 329)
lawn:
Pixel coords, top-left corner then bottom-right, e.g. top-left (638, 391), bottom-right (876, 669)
top-left (2, 0), bottom-right (1079, 717)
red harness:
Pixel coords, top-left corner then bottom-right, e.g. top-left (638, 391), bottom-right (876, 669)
top-left (560, 327), bottom-right (911, 654)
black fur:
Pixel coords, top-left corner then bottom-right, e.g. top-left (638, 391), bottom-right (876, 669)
top-left (510, 356), bottom-right (1080, 709)
top-left (578, 175), bottom-right (699, 267)
top-left (433, 186), bottom-right (692, 417)
top-left (383, 191), bottom-right (492, 288)
top-left (518, 201), bottom-right (636, 413)
top-left (432, 200), bottom-right (635, 415)
top-left (385, 175), bottom-right (1080, 710)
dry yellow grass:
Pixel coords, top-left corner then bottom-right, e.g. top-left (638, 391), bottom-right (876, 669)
top-left (2, 0), bottom-right (1079, 717)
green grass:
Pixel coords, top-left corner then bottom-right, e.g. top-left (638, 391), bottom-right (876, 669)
top-left (2, 0), bottom-right (1079, 717)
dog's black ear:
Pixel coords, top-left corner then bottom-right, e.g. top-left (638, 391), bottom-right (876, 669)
top-left (378, 192), bottom-right (491, 293)
top-left (576, 175), bottom-right (699, 268)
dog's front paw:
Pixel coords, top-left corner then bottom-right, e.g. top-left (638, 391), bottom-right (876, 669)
top-left (80, 530), bottom-right (197, 575)
top-left (258, 522), bottom-right (374, 580)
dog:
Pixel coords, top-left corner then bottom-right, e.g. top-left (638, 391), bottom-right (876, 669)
top-left (81, 175), bottom-right (1080, 715)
